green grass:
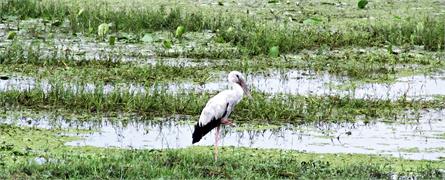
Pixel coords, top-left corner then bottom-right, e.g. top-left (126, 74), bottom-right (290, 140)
top-left (0, 80), bottom-right (443, 124)
top-left (298, 46), bottom-right (445, 82)
top-left (0, 63), bottom-right (215, 84)
top-left (0, 41), bottom-right (218, 83)
top-left (1, 0), bottom-right (445, 177)
top-left (1, 39), bottom-right (444, 83)
top-left (1, 0), bottom-right (444, 56)
top-left (1, 124), bottom-right (444, 179)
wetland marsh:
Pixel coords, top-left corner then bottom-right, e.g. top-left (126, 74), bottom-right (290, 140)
top-left (1, 0), bottom-right (445, 178)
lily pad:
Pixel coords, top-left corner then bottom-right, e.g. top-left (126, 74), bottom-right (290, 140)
top-left (163, 39), bottom-right (173, 49)
top-left (269, 46), bottom-right (280, 58)
top-left (7, 31), bottom-right (16, 40)
top-left (358, 0), bottom-right (368, 9)
top-left (141, 34), bottom-right (154, 43)
top-left (303, 18), bottom-right (322, 25)
top-left (175, 26), bottom-right (185, 38)
top-left (98, 23), bottom-right (110, 37)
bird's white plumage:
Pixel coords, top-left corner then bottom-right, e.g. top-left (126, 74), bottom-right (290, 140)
top-left (198, 71), bottom-right (246, 127)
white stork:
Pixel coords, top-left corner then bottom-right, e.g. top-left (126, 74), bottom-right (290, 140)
top-left (192, 71), bottom-right (252, 161)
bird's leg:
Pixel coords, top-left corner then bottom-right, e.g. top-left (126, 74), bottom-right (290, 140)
top-left (221, 118), bottom-right (235, 127)
top-left (214, 125), bottom-right (220, 161)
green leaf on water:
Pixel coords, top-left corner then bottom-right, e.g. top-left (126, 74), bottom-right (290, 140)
top-left (141, 34), bottom-right (153, 43)
top-left (98, 23), bottom-right (110, 37)
top-left (358, 0), bottom-right (368, 9)
top-left (109, 35), bottom-right (116, 46)
top-left (163, 39), bottom-right (173, 49)
top-left (303, 18), bottom-right (322, 25)
top-left (7, 31), bottom-right (16, 40)
top-left (269, 46), bottom-right (279, 58)
top-left (175, 26), bottom-right (185, 38)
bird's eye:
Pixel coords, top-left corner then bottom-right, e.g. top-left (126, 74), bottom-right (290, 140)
top-left (236, 74), bottom-right (240, 79)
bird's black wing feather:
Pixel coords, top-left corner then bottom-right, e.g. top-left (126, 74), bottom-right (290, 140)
top-left (192, 103), bottom-right (230, 144)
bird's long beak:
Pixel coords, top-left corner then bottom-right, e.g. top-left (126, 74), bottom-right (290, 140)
top-left (238, 79), bottom-right (253, 100)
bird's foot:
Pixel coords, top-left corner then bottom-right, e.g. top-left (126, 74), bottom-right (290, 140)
top-left (221, 118), bottom-right (235, 127)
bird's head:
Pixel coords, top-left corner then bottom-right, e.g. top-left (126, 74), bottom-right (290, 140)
top-left (228, 71), bottom-right (253, 99)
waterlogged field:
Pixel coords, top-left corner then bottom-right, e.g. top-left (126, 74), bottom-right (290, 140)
top-left (1, 0), bottom-right (445, 178)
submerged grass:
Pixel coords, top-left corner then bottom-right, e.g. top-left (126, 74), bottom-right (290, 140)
top-left (0, 42), bottom-right (217, 83)
top-left (1, 0), bottom-right (444, 56)
top-left (0, 81), bottom-right (442, 124)
top-left (0, 125), bottom-right (444, 179)
top-left (0, 63), bottom-right (214, 84)
top-left (1, 0), bottom-right (445, 177)
top-left (1, 40), bottom-right (444, 83)
top-left (298, 47), bottom-right (445, 82)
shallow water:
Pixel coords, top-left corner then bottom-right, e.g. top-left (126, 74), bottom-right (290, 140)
top-left (2, 17), bottom-right (445, 100)
top-left (2, 70), bottom-right (445, 101)
top-left (3, 110), bottom-right (445, 160)
top-left (0, 76), bottom-right (47, 92)
top-left (352, 73), bottom-right (445, 100)
top-left (1, 70), bottom-right (339, 96)
top-left (164, 70), bottom-right (344, 97)
top-left (0, 76), bottom-right (147, 94)
top-left (175, 70), bottom-right (445, 100)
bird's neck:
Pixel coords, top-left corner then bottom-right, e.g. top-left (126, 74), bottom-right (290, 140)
top-left (231, 82), bottom-right (244, 97)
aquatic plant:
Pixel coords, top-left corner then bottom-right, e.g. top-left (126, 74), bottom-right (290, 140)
top-left (175, 25), bottom-right (185, 38)
top-left (1, 0), bottom-right (444, 55)
top-left (357, 0), bottom-right (368, 9)
top-left (7, 31), bottom-right (16, 40)
top-left (269, 46), bottom-right (279, 58)
top-left (97, 23), bottom-right (110, 38)
top-left (0, 125), bottom-right (443, 179)
top-left (1, 40), bottom-right (443, 84)
top-left (0, 80), bottom-right (442, 124)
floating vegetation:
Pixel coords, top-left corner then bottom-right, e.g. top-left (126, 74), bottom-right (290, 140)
top-left (269, 46), bottom-right (279, 58)
top-left (6, 31), bottom-right (16, 39)
top-left (1, 0), bottom-right (445, 178)
top-left (357, 0), bottom-right (368, 9)
top-left (175, 25), bottom-right (185, 38)
top-left (1, 0), bottom-right (444, 55)
top-left (1, 39), bottom-right (443, 84)
top-left (97, 23), bottom-right (110, 38)
top-left (0, 80), bottom-right (443, 124)
top-left (0, 124), bottom-right (444, 179)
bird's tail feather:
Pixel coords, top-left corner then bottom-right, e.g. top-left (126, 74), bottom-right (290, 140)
top-left (192, 118), bottom-right (220, 144)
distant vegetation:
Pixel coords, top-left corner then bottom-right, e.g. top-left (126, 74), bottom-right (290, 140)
top-left (2, 0), bottom-right (444, 56)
